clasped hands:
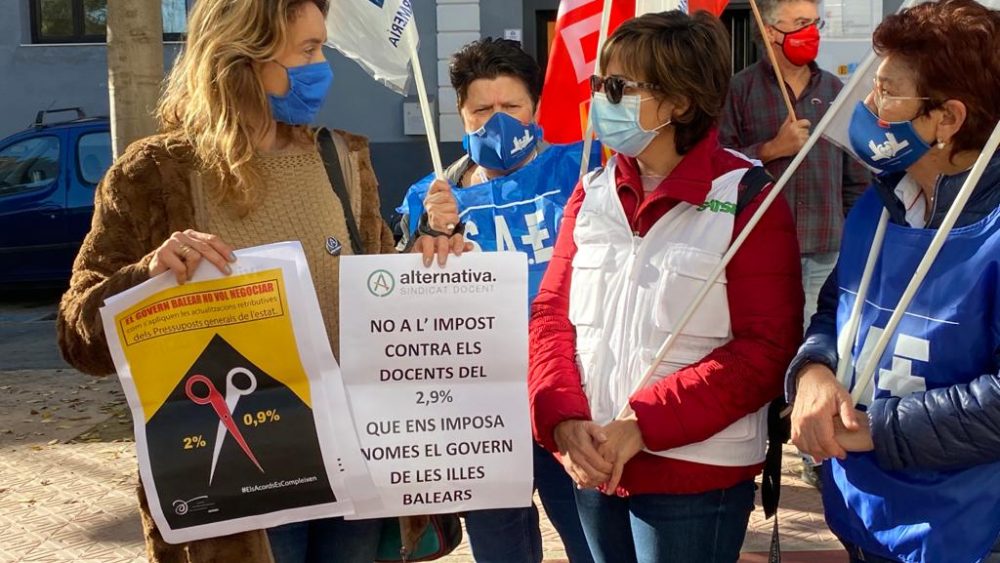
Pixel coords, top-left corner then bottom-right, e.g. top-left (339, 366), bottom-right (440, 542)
top-left (791, 363), bottom-right (874, 462)
top-left (553, 416), bottom-right (646, 495)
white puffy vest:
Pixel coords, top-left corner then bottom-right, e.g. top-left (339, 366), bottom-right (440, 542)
top-left (569, 157), bottom-right (768, 467)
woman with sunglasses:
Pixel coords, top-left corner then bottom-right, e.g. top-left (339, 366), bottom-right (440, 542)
top-left (528, 11), bottom-right (803, 563)
top-left (787, 1), bottom-right (1000, 561)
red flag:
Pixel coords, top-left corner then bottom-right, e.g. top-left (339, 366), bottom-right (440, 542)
top-left (688, 0), bottom-right (728, 16)
top-left (537, 0), bottom-right (636, 144)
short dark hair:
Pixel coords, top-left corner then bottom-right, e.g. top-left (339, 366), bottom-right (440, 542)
top-left (600, 11), bottom-right (732, 154)
top-left (449, 37), bottom-right (543, 110)
top-left (873, 0), bottom-right (1000, 156)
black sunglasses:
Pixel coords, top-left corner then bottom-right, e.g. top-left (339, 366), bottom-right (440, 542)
top-left (590, 75), bottom-right (661, 105)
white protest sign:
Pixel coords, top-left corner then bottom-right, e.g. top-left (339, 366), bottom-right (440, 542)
top-left (339, 252), bottom-right (532, 517)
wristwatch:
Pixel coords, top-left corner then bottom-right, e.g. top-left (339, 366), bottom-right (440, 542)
top-left (402, 213), bottom-right (466, 253)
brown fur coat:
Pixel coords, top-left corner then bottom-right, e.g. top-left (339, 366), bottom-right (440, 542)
top-left (57, 130), bottom-right (398, 562)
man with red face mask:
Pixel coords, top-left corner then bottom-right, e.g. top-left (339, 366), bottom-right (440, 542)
top-left (719, 0), bottom-right (869, 488)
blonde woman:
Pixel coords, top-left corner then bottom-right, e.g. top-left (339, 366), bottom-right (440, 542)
top-left (57, 1), bottom-right (460, 561)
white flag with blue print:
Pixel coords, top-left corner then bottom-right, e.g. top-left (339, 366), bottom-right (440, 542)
top-left (325, 0), bottom-right (418, 94)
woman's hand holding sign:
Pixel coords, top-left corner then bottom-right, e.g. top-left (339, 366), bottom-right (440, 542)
top-left (149, 229), bottom-right (237, 284)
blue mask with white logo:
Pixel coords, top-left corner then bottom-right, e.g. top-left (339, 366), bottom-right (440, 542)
top-left (462, 112), bottom-right (542, 171)
top-left (848, 101), bottom-right (932, 173)
top-left (268, 62), bottom-right (334, 125)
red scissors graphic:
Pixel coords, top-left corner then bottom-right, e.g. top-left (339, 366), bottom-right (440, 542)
top-left (185, 368), bottom-right (264, 484)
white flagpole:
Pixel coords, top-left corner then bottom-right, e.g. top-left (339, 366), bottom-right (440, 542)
top-left (578, 0), bottom-right (616, 178)
top-left (406, 25), bottom-right (445, 180)
top-left (635, 0), bottom-right (682, 14)
top-left (613, 46), bottom-right (882, 420)
top-left (835, 210), bottom-right (888, 386)
top-left (850, 120), bottom-right (1000, 404)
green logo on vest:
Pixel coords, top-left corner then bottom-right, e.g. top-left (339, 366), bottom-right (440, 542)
top-left (697, 199), bottom-right (737, 214)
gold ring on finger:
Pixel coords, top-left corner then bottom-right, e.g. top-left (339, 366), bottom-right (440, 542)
top-left (179, 244), bottom-right (193, 258)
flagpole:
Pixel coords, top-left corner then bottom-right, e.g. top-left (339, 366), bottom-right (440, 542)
top-left (578, 0), bottom-right (616, 178)
top-left (748, 0), bottom-right (797, 121)
top-left (835, 209), bottom-right (888, 387)
top-left (613, 45), bottom-right (881, 421)
top-left (406, 26), bottom-right (445, 180)
top-left (850, 119), bottom-right (1000, 404)
top-left (635, 0), bottom-right (682, 13)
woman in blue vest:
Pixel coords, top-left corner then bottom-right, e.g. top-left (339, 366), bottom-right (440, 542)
top-left (786, 1), bottom-right (1000, 561)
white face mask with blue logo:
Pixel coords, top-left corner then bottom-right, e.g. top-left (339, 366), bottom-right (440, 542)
top-left (848, 101), bottom-right (933, 174)
top-left (590, 92), bottom-right (670, 157)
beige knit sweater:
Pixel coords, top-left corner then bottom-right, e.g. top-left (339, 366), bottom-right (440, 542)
top-left (193, 147), bottom-right (352, 358)
top-left (57, 130), bottom-right (397, 563)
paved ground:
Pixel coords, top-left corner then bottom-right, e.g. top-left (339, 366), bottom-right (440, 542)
top-left (0, 293), bottom-right (844, 563)
top-left (0, 289), bottom-right (69, 370)
top-left (0, 367), bottom-right (845, 563)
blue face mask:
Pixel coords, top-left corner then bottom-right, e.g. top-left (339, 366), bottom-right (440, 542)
top-left (462, 112), bottom-right (542, 172)
top-left (848, 101), bottom-right (932, 173)
top-left (590, 92), bottom-right (669, 157)
top-left (268, 61), bottom-right (334, 125)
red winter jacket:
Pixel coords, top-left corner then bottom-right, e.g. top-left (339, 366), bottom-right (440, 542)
top-left (529, 130), bottom-right (804, 495)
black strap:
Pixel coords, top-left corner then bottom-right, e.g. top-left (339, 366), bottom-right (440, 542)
top-left (735, 165), bottom-right (773, 216)
top-left (318, 128), bottom-right (365, 255)
top-left (736, 165), bottom-right (786, 563)
top-left (762, 398), bottom-right (790, 518)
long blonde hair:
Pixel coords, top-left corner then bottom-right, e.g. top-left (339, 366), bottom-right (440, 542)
top-left (157, 0), bottom-right (329, 214)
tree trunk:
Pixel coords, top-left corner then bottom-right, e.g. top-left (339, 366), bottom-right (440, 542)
top-left (107, 0), bottom-right (164, 158)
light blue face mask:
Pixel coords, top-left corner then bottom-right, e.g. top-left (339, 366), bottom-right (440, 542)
top-left (267, 61), bottom-right (334, 125)
top-left (590, 92), bottom-right (670, 157)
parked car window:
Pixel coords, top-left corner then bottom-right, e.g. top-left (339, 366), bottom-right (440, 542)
top-left (77, 132), bottom-right (112, 185)
top-left (0, 136), bottom-right (61, 198)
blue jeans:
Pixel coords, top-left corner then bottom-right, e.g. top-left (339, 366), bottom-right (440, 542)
top-left (574, 480), bottom-right (755, 563)
top-left (535, 442), bottom-right (595, 563)
top-left (801, 252), bottom-right (838, 329)
top-left (267, 517), bottom-right (381, 563)
top-left (801, 252), bottom-right (838, 469)
top-left (465, 504), bottom-right (541, 563)
top-left (465, 442), bottom-right (594, 563)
